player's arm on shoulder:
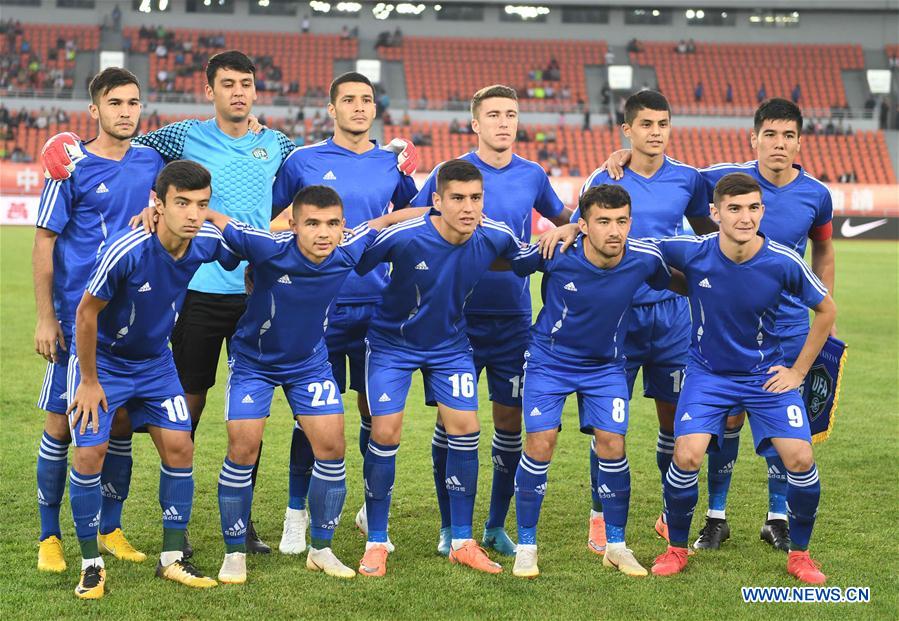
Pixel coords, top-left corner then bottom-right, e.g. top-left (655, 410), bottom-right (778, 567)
top-left (132, 119), bottom-right (197, 162)
top-left (538, 222), bottom-right (579, 259)
top-left (368, 206), bottom-right (429, 231)
top-left (32, 227), bottom-right (66, 362)
top-left (765, 293), bottom-right (836, 394)
top-left (69, 292), bottom-right (109, 434)
top-left (501, 242), bottom-right (543, 275)
top-left (355, 225), bottom-right (402, 276)
top-left (409, 168), bottom-right (438, 207)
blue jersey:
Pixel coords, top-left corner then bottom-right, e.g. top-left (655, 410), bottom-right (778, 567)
top-left (412, 153), bottom-right (564, 315)
top-left (574, 156), bottom-right (709, 305)
top-left (699, 161), bottom-right (832, 333)
top-left (658, 233), bottom-right (828, 376)
top-left (355, 212), bottom-right (527, 350)
top-left (35, 143), bottom-right (164, 325)
top-left (134, 119), bottom-right (295, 295)
top-left (84, 224), bottom-right (240, 363)
top-left (271, 138), bottom-right (418, 304)
top-left (513, 237), bottom-right (671, 363)
top-left (222, 220), bottom-right (378, 368)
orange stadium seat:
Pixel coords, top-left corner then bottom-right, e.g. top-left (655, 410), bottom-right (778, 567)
top-left (0, 23), bottom-right (99, 91)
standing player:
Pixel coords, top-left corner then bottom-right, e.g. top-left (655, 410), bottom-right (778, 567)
top-left (268, 72), bottom-right (418, 555)
top-left (65, 161), bottom-right (238, 599)
top-left (411, 84), bottom-right (570, 556)
top-left (33, 67), bottom-right (163, 572)
top-left (650, 173), bottom-right (835, 585)
top-left (354, 160), bottom-right (529, 577)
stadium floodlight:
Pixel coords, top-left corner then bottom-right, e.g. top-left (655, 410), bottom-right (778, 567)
top-left (335, 2), bottom-right (362, 12)
top-left (433, 4), bottom-right (441, 10)
top-left (685, 9), bottom-right (694, 19)
top-left (696, 10), bottom-right (704, 19)
top-left (504, 5), bottom-right (550, 20)
top-left (310, 1), bottom-right (332, 13)
top-left (159, 0), bottom-right (168, 10)
top-left (203, 0), bottom-right (211, 6)
top-left (372, 2), bottom-right (394, 19)
top-left (396, 3), bottom-right (425, 15)
top-left (139, 0), bottom-right (151, 12)
top-left (258, 0), bottom-right (270, 7)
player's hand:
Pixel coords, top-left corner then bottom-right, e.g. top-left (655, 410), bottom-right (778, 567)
top-left (763, 365), bottom-right (805, 393)
top-left (538, 223), bottom-right (579, 259)
top-left (34, 316), bottom-right (66, 363)
top-left (129, 206), bottom-right (159, 233)
top-left (244, 265), bottom-right (255, 295)
top-left (40, 132), bottom-right (85, 180)
top-left (602, 148), bottom-right (632, 180)
top-left (382, 138), bottom-right (419, 176)
top-left (248, 114), bottom-right (265, 134)
top-left (67, 381), bottom-right (107, 435)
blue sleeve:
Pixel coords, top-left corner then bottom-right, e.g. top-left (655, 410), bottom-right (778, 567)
top-left (336, 225), bottom-right (378, 266)
top-left (699, 166), bottom-right (727, 202)
top-left (35, 178), bottom-right (74, 234)
top-left (410, 168), bottom-right (438, 207)
top-left (812, 187), bottom-right (833, 228)
top-left (685, 171), bottom-right (711, 218)
top-left (510, 243), bottom-right (545, 276)
top-left (272, 130), bottom-right (297, 165)
top-left (196, 223), bottom-right (241, 271)
top-left (644, 243), bottom-right (673, 291)
top-left (534, 172), bottom-right (564, 218)
top-left (657, 237), bottom-right (694, 272)
top-left (782, 249), bottom-right (828, 309)
top-left (392, 174), bottom-right (419, 209)
top-left (131, 119), bottom-right (197, 162)
top-left (355, 224), bottom-right (401, 276)
top-left (85, 238), bottom-right (138, 301)
top-left (569, 206), bottom-right (581, 223)
top-left (221, 220), bottom-right (284, 265)
top-left (271, 155), bottom-right (303, 216)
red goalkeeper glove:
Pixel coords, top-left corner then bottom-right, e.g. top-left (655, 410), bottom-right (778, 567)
top-left (40, 132), bottom-right (85, 180)
top-left (382, 137), bottom-right (419, 176)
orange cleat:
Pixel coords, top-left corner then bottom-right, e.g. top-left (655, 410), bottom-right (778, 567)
top-left (588, 514), bottom-right (607, 555)
top-left (654, 514), bottom-right (669, 542)
top-left (358, 544), bottom-right (389, 578)
top-left (787, 551), bottom-right (827, 585)
top-left (651, 546), bottom-right (690, 577)
top-left (448, 540), bottom-right (502, 574)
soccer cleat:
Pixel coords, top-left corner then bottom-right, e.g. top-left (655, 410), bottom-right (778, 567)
top-left (182, 527), bottom-right (193, 559)
top-left (693, 517), bottom-right (731, 550)
top-left (512, 545), bottom-right (539, 578)
top-left (358, 544), bottom-right (389, 578)
top-left (279, 508), bottom-right (309, 555)
top-left (437, 527), bottom-right (452, 557)
top-left (156, 559), bottom-right (218, 588)
top-left (760, 519), bottom-right (791, 552)
top-left (588, 514), bottom-right (607, 555)
top-left (787, 550), bottom-right (827, 585)
top-left (246, 520), bottom-right (271, 554)
top-left (307, 547), bottom-right (356, 579)
top-left (603, 546), bottom-right (648, 577)
top-left (355, 504), bottom-right (395, 552)
top-left (74, 565), bottom-right (105, 599)
top-left (448, 540), bottom-right (503, 574)
top-left (38, 535), bottom-right (67, 572)
top-left (651, 546), bottom-right (690, 576)
top-left (217, 552), bottom-right (246, 584)
top-left (482, 525), bottom-right (517, 557)
top-left (99, 529), bottom-right (147, 563)
top-left (654, 514), bottom-right (670, 542)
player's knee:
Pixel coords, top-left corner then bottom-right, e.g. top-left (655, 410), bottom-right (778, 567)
top-left (593, 432), bottom-right (625, 459)
top-left (227, 439), bottom-right (259, 465)
top-left (672, 446), bottom-right (703, 471)
top-left (313, 435), bottom-right (345, 460)
top-left (73, 445), bottom-right (105, 473)
top-left (370, 418), bottom-right (402, 445)
top-left (164, 438), bottom-right (194, 468)
top-left (782, 445), bottom-right (814, 472)
top-left (726, 411), bottom-right (746, 429)
top-left (44, 414), bottom-right (71, 442)
top-left (524, 432), bottom-right (556, 461)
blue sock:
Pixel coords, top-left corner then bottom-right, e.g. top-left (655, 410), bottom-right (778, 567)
top-left (485, 428), bottom-right (521, 530)
top-left (656, 430), bottom-right (674, 519)
top-left (217, 458), bottom-right (254, 549)
top-left (597, 456), bottom-right (631, 544)
top-left (786, 464), bottom-right (821, 551)
top-left (99, 436), bottom-right (132, 535)
top-left (514, 453), bottom-right (549, 545)
top-left (663, 463), bottom-right (700, 547)
top-left (69, 468), bottom-right (102, 544)
top-left (589, 438), bottom-right (602, 513)
top-left (431, 424), bottom-right (451, 529)
top-left (309, 458), bottom-right (347, 548)
top-left (160, 464), bottom-right (194, 532)
top-left (446, 432), bottom-right (479, 541)
top-left (766, 455), bottom-right (789, 519)
top-left (707, 425), bottom-right (741, 517)
top-left (288, 422), bottom-right (313, 510)
top-left (363, 440), bottom-right (398, 543)
top-left (37, 432), bottom-right (69, 540)
top-left (359, 416), bottom-right (372, 458)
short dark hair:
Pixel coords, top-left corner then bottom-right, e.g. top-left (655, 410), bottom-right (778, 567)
top-left (329, 71), bottom-right (375, 104)
top-left (436, 159), bottom-right (483, 194)
top-left (88, 67), bottom-right (140, 103)
top-left (205, 50), bottom-right (256, 85)
top-left (291, 184), bottom-right (344, 219)
top-left (579, 184), bottom-right (632, 219)
top-left (713, 172), bottom-right (762, 206)
top-left (754, 98), bottom-right (803, 134)
top-left (624, 90), bottom-right (670, 125)
top-left (155, 160), bottom-right (212, 203)
top-left (470, 84), bottom-right (518, 118)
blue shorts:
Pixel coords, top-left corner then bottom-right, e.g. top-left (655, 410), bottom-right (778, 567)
top-left (522, 344), bottom-right (630, 436)
top-left (67, 353), bottom-right (191, 447)
top-left (624, 296), bottom-right (690, 404)
top-left (675, 366), bottom-right (812, 458)
top-left (326, 304), bottom-right (374, 394)
top-left (37, 321), bottom-right (73, 415)
top-left (225, 348), bottom-right (344, 420)
top-left (365, 335), bottom-right (478, 416)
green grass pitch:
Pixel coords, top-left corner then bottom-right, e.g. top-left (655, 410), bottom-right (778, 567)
top-left (1, 226), bottom-right (896, 620)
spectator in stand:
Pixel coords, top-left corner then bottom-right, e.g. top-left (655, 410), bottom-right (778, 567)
top-left (792, 83), bottom-right (801, 104)
top-left (626, 38), bottom-right (642, 54)
top-left (757, 83), bottom-right (767, 103)
top-left (582, 102), bottom-right (591, 130)
top-left (401, 111), bottom-right (411, 127)
top-left (675, 40), bottom-right (687, 54)
top-left (686, 38), bottom-right (696, 53)
top-left (301, 14), bottom-right (311, 33)
top-left (155, 43), bottom-right (167, 58)
top-left (818, 172), bottom-right (830, 183)
top-left (725, 83), bottom-right (733, 103)
top-left (694, 81), bottom-right (704, 103)
top-left (341, 25), bottom-right (350, 39)
top-left (392, 27), bottom-right (403, 46)
top-left (449, 118), bottom-right (462, 134)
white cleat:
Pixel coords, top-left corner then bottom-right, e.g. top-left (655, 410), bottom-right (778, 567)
top-left (279, 508), bottom-right (309, 555)
top-left (603, 545), bottom-right (648, 577)
top-left (306, 547), bottom-right (356, 579)
top-left (355, 504), bottom-right (395, 553)
top-left (512, 544), bottom-right (540, 578)
top-left (218, 552), bottom-right (247, 584)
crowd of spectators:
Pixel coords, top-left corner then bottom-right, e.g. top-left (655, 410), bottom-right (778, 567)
top-left (1, 19), bottom-right (78, 95)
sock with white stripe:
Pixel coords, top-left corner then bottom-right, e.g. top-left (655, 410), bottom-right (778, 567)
top-left (786, 464), bottom-right (820, 551)
top-left (160, 463), bottom-right (193, 552)
top-left (663, 463), bottom-right (700, 548)
top-left (431, 424), bottom-right (451, 529)
top-left (363, 440), bottom-right (398, 543)
top-left (766, 455), bottom-right (789, 520)
top-left (485, 428), bottom-right (521, 529)
top-left (359, 416), bottom-right (372, 458)
top-left (514, 453), bottom-right (550, 546)
top-left (37, 431), bottom-right (69, 540)
top-left (656, 429), bottom-right (675, 512)
top-left (288, 422), bottom-right (313, 510)
top-left (597, 456), bottom-right (631, 544)
top-left (707, 425), bottom-right (741, 518)
top-left (217, 458), bottom-right (253, 553)
top-left (99, 436), bottom-right (132, 535)
top-left (309, 458), bottom-right (347, 550)
top-left (589, 438), bottom-right (603, 514)
top-left (69, 467), bottom-right (101, 559)
top-left (446, 432), bottom-right (479, 542)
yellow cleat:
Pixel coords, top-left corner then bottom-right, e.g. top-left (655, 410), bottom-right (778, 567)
top-left (307, 547), bottom-right (356, 579)
top-left (156, 559), bottom-right (218, 589)
top-left (74, 565), bottom-right (105, 600)
top-left (603, 545), bottom-right (649, 577)
top-left (512, 545), bottom-right (540, 578)
top-left (99, 529), bottom-right (147, 563)
top-left (38, 535), bottom-right (67, 572)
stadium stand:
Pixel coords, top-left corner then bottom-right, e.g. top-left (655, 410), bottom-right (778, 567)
top-left (0, 21), bottom-right (99, 94)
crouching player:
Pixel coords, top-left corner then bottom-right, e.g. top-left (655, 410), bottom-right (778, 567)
top-left (508, 185), bottom-right (676, 578)
top-left (66, 161), bottom-right (239, 598)
top-left (206, 186), bottom-right (427, 583)
top-left (651, 173), bottom-right (836, 584)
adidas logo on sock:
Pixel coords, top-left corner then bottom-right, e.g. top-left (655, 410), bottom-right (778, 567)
top-left (563, 281), bottom-right (578, 292)
top-left (89, 511), bottom-right (101, 528)
top-left (492, 455), bottom-right (505, 468)
top-left (325, 517), bottom-right (340, 529)
top-left (597, 484), bottom-right (615, 498)
top-left (445, 476), bottom-right (464, 492)
top-left (38, 488), bottom-right (47, 505)
top-left (242, 394), bottom-right (254, 404)
top-left (680, 412), bottom-right (692, 422)
top-left (138, 282), bottom-right (152, 293)
top-left (378, 393), bottom-right (391, 402)
top-left (278, 274), bottom-right (292, 284)
top-left (95, 182), bottom-right (109, 194)
top-left (414, 261), bottom-right (429, 270)
top-left (323, 170), bottom-right (337, 181)
top-left (720, 460), bottom-right (735, 473)
top-left (535, 482), bottom-right (547, 495)
top-left (101, 482), bottom-right (122, 499)
top-left (699, 277), bottom-right (712, 288)
top-left (163, 505), bottom-right (183, 521)
top-left (529, 407), bottom-right (542, 417)
top-left (225, 518), bottom-right (246, 537)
